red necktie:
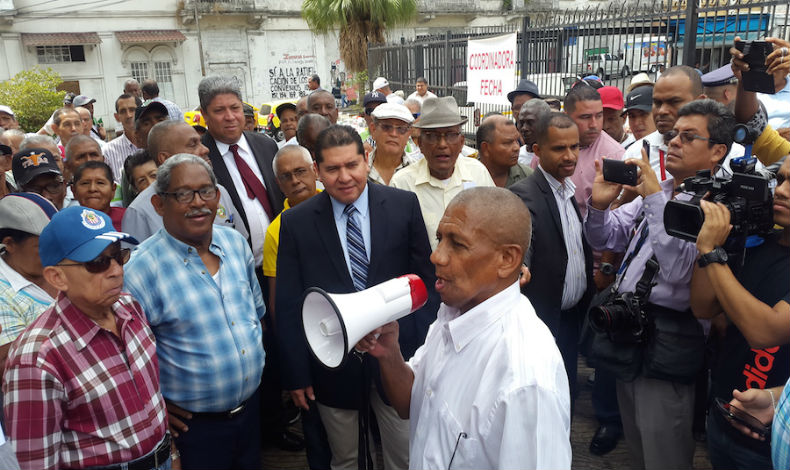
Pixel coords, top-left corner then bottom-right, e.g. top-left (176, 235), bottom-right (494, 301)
top-left (229, 144), bottom-right (274, 220)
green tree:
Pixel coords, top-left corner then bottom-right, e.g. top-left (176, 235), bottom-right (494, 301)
top-left (0, 67), bottom-right (64, 132)
top-left (302, 0), bottom-right (417, 72)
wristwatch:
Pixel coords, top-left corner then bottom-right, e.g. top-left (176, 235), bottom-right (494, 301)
top-left (698, 247), bottom-right (728, 267)
top-left (600, 262), bottom-right (616, 276)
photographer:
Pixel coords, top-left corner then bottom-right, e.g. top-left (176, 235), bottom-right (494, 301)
top-left (730, 36), bottom-right (790, 165)
top-left (690, 156), bottom-right (790, 469)
top-left (584, 99), bottom-right (734, 469)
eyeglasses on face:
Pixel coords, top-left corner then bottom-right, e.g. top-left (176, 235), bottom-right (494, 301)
top-left (160, 186), bottom-right (218, 204)
top-left (377, 122), bottom-right (411, 135)
top-left (420, 130), bottom-right (463, 145)
top-left (59, 247), bottom-right (131, 274)
top-left (277, 167), bottom-right (311, 182)
top-left (664, 130), bottom-right (714, 145)
top-left (26, 177), bottom-right (64, 195)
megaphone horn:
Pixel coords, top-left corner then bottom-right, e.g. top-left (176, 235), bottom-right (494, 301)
top-left (302, 274), bottom-right (428, 369)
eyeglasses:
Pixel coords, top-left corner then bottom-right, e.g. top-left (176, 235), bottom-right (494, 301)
top-left (421, 130), bottom-right (464, 145)
top-left (25, 177), bottom-right (64, 195)
top-left (277, 167), bottom-right (311, 182)
top-left (160, 186), bottom-right (218, 204)
top-left (664, 130), bottom-right (714, 145)
top-left (377, 122), bottom-right (411, 135)
top-left (59, 248), bottom-right (131, 273)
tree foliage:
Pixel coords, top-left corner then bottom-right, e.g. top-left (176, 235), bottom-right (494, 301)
top-left (0, 67), bottom-right (64, 132)
top-left (302, 0), bottom-right (417, 72)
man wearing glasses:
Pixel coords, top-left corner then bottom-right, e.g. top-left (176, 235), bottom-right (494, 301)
top-left (391, 96), bottom-right (494, 250)
top-left (12, 148), bottom-right (66, 209)
top-left (584, 99), bottom-right (734, 469)
top-left (367, 103), bottom-right (419, 185)
top-left (124, 154), bottom-right (266, 470)
top-left (4, 206), bottom-right (175, 470)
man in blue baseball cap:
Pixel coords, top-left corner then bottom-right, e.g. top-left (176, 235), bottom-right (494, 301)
top-left (3, 205), bottom-right (177, 470)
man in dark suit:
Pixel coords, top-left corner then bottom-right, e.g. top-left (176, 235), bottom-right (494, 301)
top-left (277, 125), bottom-right (438, 469)
top-left (198, 76), bottom-right (285, 269)
top-left (196, 76), bottom-right (298, 453)
top-left (510, 112), bottom-right (595, 401)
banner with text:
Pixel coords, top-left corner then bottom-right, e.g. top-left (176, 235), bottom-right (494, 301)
top-left (466, 33), bottom-right (517, 105)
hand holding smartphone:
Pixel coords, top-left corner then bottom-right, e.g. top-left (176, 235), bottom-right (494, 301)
top-left (602, 159), bottom-right (638, 186)
top-left (714, 397), bottom-right (771, 439)
top-left (735, 40), bottom-right (776, 94)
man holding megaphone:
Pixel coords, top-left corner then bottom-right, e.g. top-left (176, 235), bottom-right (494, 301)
top-left (357, 187), bottom-right (572, 469)
top-left (276, 125), bottom-right (438, 469)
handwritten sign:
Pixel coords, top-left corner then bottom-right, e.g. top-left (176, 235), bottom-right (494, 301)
top-left (466, 33), bottom-right (517, 105)
top-left (268, 53), bottom-right (318, 100)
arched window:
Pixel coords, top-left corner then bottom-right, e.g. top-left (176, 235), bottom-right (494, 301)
top-left (122, 45), bottom-right (177, 101)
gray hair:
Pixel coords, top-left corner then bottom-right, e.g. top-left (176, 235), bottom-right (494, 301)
top-left (53, 107), bottom-right (78, 125)
top-left (3, 129), bottom-right (24, 139)
top-left (198, 76), bottom-right (242, 111)
top-left (124, 78), bottom-right (139, 88)
top-left (307, 89), bottom-right (333, 108)
top-left (296, 114), bottom-right (331, 144)
top-left (64, 135), bottom-right (101, 160)
top-left (148, 120), bottom-right (188, 160)
top-left (155, 153), bottom-right (216, 195)
top-left (272, 145), bottom-right (313, 177)
top-left (521, 98), bottom-right (551, 116)
top-left (20, 134), bottom-right (56, 150)
top-left (404, 98), bottom-right (421, 112)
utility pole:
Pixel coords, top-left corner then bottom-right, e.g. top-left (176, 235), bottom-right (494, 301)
top-left (193, 0), bottom-right (207, 77)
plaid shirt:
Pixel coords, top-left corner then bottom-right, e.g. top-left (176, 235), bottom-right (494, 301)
top-left (3, 293), bottom-right (167, 470)
top-left (773, 379), bottom-right (790, 469)
top-left (124, 225), bottom-right (266, 412)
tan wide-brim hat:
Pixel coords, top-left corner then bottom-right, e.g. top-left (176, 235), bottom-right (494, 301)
top-left (413, 96), bottom-right (468, 129)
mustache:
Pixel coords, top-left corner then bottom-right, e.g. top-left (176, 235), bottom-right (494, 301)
top-left (185, 208), bottom-right (213, 218)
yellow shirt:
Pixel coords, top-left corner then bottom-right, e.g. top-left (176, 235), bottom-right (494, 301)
top-left (390, 156), bottom-right (495, 250)
top-left (262, 190), bottom-right (321, 277)
top-left (753, 124), bottom-right (790, 167)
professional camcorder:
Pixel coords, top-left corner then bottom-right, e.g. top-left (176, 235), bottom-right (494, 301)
top-left (664, 156), bottom-right (775, 243)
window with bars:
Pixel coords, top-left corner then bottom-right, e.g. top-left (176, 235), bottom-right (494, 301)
top-left (36, 45), bottom-right (85, 64)
top-left (154, 61), bottom-right (175, 100)
top-left (130, 62), bottom-right (149, 84)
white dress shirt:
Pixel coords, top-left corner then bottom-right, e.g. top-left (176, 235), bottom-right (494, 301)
top-left (216, 135), bottom-right (272, 266)
top-left (408, 282), bottom-right (572, 470)
top-left (758, 77), bottom-right (790, 129)
top-left (103, 133), bottom-right (138, 183)
top-left (518, 145), bottom-right (537, 167)
top-left (538, 166), bottom-right (587, 309)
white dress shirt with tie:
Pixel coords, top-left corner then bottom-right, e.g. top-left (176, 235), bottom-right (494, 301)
top-left (216, 135), bottom-right (272, 266)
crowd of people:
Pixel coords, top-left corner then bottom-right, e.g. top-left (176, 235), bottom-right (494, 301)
top-left (0, 35), bottom-right (788, 470)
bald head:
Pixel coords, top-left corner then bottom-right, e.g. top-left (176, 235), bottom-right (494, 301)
top-left (660, 65), bottom-right (704, 97)
top-left (448, 187), bottom-right (531, 259)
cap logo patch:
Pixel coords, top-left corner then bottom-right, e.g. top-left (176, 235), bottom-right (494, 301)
top-left (81, 209), bottom-right (105, 230)
top-left (21, 152), bottom-right (49, 168)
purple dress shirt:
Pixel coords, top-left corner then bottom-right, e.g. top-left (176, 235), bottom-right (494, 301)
top-left (584, 178), bottom-right (698, 311)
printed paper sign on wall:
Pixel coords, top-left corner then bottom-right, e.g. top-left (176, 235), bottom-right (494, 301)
top-left (466, 33), bottom-right (518, 105)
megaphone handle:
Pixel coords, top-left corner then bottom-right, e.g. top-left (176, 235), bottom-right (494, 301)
top-left (358, 354), bottom-right (375, 470)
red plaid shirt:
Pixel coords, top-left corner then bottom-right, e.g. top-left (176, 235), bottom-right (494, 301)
top-left (3, 292), bottom-right (167, 470)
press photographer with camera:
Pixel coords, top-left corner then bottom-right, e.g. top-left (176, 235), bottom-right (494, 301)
top-left (689, 156), bottom-right (790, 470)
top-left (584, 99), bottom-right (735, 470)
top-left (730, 36), bottom-right (790, 165)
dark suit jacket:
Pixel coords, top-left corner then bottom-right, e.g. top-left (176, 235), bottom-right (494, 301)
top-left (203, 131), bottom-right (285, 236)
top-left (509, 170), bottom-right (595, 335)
top-left (276, 184), bottom-right (439, 409)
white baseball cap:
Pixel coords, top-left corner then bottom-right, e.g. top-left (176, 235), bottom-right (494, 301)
top-left (371, 103), bottom-right (414, 124)
top-left (373, 77), bottom-right (390, 91)
top-left (0, 105), bottom-right (14, 117)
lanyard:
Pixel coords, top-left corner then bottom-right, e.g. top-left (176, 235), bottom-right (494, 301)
top-left (658, 149), bottom-right (667, 181)
top-left (614, 218), bottom-right (649, 292)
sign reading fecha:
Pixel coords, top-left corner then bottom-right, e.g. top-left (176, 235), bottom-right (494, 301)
top-left (466, 33), bottom-right (518, 105)
top-left (269, 53), bottom-right (318, 100)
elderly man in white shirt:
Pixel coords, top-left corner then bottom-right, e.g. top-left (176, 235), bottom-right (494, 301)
top-left (357, 187), bottom-right (572, 470)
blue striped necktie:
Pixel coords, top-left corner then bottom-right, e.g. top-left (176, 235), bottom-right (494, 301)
top-left (345, 204), bottom-right (369, 291)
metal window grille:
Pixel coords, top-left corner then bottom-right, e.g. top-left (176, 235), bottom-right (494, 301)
top-left (36, 46), bottom-right (72, 64)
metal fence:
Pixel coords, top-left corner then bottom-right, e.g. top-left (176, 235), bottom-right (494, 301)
top-left (368, 0), bottom-right (790, 138)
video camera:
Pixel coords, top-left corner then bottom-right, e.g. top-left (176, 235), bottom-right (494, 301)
top-left (663, 155), bottom-right (775, 244)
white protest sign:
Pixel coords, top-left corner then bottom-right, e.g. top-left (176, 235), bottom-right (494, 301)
top-left (466, 33), bottom-right (518, 105)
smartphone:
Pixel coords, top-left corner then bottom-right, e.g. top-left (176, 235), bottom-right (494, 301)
top-left (602, 159), bottom-right (638, 186)
top-left (735, 40), bottom-right (776, 94)
top-left (714, 397), bottom-right (771, 438)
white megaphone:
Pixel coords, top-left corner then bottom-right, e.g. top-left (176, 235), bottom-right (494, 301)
top-left (302, 274), bottom-right (428, 369)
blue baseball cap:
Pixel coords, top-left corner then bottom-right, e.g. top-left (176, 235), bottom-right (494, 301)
top-left (39, 206), bottom-right (138, 267)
